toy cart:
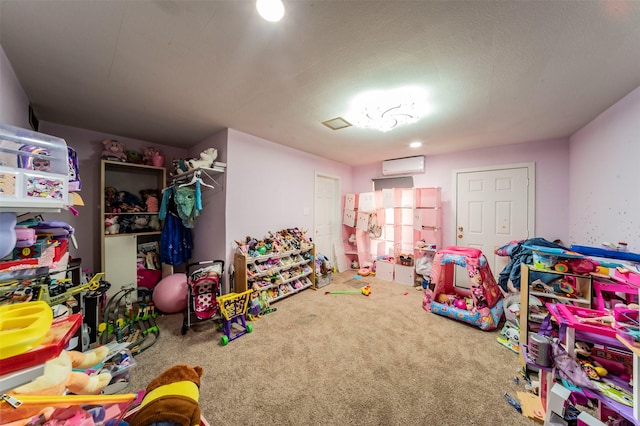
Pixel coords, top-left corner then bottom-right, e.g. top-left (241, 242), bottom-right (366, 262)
top-left (216, 289), bottom-right (253, 345)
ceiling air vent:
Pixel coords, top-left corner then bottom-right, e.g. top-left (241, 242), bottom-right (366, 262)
top-left (322, 117), bottom-right (352, 130)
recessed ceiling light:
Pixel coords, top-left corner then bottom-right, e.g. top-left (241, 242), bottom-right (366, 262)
top-left (410, 142), bottom-right (422, 148)
top-left (256, 0), bottom-right (285, 22)
top-left (322, 117), bottom-right (352, 130)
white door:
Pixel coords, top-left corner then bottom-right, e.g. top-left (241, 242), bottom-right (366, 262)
top-left (455, 163), bottom-right (535, 280)
top-left (314, 174), bottom-right (341, 268)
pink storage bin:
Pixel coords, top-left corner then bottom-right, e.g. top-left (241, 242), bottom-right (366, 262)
top-left (14, 226), bottom-right (36, 247)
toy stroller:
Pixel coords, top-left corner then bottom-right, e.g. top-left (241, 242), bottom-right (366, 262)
top-left (181, 260), bottom-right (224, 335)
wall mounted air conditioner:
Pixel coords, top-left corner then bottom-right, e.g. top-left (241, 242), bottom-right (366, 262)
top-left (382, 156), bottom-right (425, 176)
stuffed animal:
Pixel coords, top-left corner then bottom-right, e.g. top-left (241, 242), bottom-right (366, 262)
top-left (126, 149), bottom-right (144, 164)
top-left (1, 348), bottom-right (112, 424)
top-left (101, 139), bottom-right (127, 162)
top-left (187, 148), bottom-right (217, 170)
top-left (130, 364), bottom-right (203, 426)
top-left (143, 147), bottom-right (165, 167)
top-left (105, 215), bottom-right (119, 235)
top-left (116, 191), bottom-right (144, 212)
top-left (148, 214), bottom-right (161, 231)
top-left (130, 215), bottom-right (150, 231)
top-left (171, 159), bottom-right (190, 176)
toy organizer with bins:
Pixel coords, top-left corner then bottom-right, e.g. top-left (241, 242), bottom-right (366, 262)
top-left (234, 245), bottom-right (316, 303)
top-left (0, 124), bottom-right (69, 212)
top-left (233, 228), bottom-right (316, 306)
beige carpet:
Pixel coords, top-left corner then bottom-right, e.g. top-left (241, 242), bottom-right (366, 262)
top-left (130, 271), bottom-right (537, 426)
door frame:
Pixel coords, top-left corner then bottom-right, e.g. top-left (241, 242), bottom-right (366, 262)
top-left (314, 172), bottom-right (342, 269)
top-left (452, 161), bottom-right (536, 245)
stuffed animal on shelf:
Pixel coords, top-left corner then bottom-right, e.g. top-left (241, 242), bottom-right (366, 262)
top-left (148, 214), bottom-right (161, 231)
top-left (126, 149), bottom-right (144, 164)
top-left (143, 147), bottom-right (164, 166)
top-left (101, 139), bottom-right (127, 162)
top-left (1, 348), bottom-right (112, 424)
top-left (105, 215), bottom-right (120, 235)
top-left (130, 215), bottom-right (150, 231)
top-left (575, 341), bottom-right (608, 380)
top-left (187, 147), bottom-right (217, 170)
top-left (171, 159), bottom-right (190, 176)
top-left (130, 364), bottom-right (203, 426)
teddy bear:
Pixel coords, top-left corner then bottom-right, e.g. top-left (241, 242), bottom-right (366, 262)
top-left (1, 348), bottom-right (112, 424)
top-left (101, 139), bottom-right (127, 162)
top-left (129, 364), bottom-right (203, 426)
top-left (105, 215), bottom-right (120, 234)
top-left (187, 147), bottom-right (217, 170)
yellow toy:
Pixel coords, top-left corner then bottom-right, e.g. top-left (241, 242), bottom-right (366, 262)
top-left (0, 301), bottom-right (53, 359)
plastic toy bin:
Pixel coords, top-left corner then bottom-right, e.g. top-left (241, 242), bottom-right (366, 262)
top-left (0, 124), bottom-right (69, 209)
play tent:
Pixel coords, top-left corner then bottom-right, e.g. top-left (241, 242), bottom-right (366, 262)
top-left (428, 246), bottom-right (504, 330)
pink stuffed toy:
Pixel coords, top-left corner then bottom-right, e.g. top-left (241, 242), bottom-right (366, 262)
top-left (101, 139), bottom-right (127, 162)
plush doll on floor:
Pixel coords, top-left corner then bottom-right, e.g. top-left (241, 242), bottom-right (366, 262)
top-left (129, 364), bottom-right (204, 426)
top-left (0, 347), bottom-right (112, 424)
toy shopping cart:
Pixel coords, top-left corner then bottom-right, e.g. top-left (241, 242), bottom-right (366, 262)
top-left (217, 289), bottom-right (253, 345)
top-left (181, 260), bottom-right (224, 335)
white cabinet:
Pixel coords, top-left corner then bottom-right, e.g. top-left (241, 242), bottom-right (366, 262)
top-left (100, 160), bottom-right (165, 299)
top-left (104, 235), bottom-right (138, 296)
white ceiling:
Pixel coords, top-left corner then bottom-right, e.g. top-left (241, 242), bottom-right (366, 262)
top-left (1, 1), bottom-right (639, 166)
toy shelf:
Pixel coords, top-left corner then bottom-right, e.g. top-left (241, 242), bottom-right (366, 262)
top-left (234, 243), bottom-right (315, 303)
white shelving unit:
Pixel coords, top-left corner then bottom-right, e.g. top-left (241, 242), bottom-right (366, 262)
top-left (233, 244), bottom-right (316, 303)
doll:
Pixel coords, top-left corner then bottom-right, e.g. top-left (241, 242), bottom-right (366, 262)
top-left (141, 189), bottom-right (159, 212)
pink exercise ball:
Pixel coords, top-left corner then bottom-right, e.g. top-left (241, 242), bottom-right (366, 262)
top-left (153, 273), bottom-right (188, 313)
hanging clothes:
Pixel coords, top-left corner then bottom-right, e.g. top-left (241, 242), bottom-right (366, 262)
top-left (159, 185), bottom-right (201, 228)
top-left (159, 187), bottom-right (194, 265)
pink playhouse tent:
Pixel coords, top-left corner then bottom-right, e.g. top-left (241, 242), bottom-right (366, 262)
top-left (427, 246), bottom-right (504, 330)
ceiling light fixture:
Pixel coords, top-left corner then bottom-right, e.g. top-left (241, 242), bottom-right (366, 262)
top-left (256, 0), bottom-right (285, 22)
top-left (346, 86), bottom-right (430, 133)
top-left (410, 141), bottom-right (422, 148)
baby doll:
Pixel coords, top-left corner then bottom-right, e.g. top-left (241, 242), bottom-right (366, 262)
top-left (141, 190), bottom-right (159, 212)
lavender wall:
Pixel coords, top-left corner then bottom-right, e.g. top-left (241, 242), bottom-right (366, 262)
top-left (569, 85), bottom-right (640, 251)
top-left (0, 46), bottom-right (30, 129)
top-left (353, 138), bottom-right (571, 248)
top-left (185, 129), bottom-right (228, 266)
top-left (225, 129), bottom-right (352, 278)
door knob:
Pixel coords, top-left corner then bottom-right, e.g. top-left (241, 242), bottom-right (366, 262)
top-left (458, 226), bottom-right (464, 231)
top-left (458, 234), bottom-right (463, 239)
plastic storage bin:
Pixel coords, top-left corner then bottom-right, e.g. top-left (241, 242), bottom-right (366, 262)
top-left (0, 124), bottom-right (69, 211)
